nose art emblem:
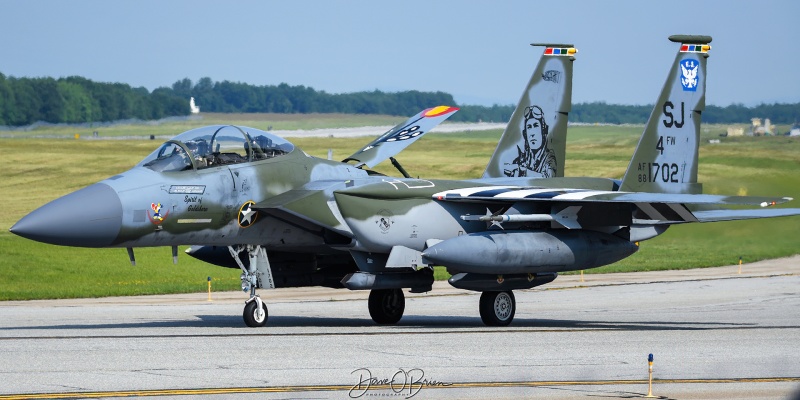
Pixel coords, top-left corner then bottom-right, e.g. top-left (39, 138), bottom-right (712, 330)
top-left (147, 202), bottom-right (169, 225)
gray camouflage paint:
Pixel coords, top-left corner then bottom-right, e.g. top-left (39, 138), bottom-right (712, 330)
top-left (10, 36), bottom-right (800, 288)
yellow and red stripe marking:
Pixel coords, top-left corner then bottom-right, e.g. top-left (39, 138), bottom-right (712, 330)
top-left (423, 106), bottom-right (459, 117)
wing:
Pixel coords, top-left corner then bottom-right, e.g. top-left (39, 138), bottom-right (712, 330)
top-left (343, 106), bottom-right (458, 169)
top-left (435, 186), bottom-right (793, 205)
top-left (433, 186), bottom-right (800, 228)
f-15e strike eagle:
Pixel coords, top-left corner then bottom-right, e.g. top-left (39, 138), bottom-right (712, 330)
top-left (11, 35), bottom-right (800, 327)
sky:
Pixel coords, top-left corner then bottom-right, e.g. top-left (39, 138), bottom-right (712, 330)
top-left (1, 0), bottom-right (798, 107)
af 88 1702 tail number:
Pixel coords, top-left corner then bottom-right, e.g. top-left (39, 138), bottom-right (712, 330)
top-left (637, 162), bottom-right (679, 183)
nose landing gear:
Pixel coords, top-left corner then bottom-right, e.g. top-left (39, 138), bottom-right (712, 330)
top-left (229, 245), bottom-right (275, 327)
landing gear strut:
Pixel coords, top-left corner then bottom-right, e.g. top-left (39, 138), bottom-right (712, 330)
top-left (479, 290), bottom-right (515, 326)
top-left (368, 288), bottom-right (405, 324)
top-left (229, 245), bottom-right (275, 327)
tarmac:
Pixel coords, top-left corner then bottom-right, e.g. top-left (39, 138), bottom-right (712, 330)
top-left (0, 256), bottom-right (798, 399)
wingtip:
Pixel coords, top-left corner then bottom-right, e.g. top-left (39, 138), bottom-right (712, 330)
top-left (423, 106), bottom-right (459, 117)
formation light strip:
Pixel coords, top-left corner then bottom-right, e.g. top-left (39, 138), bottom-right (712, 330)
top-left (544, 47), bottom-right (577, 56)
top-left (680, 44), bottom-right (711, 53)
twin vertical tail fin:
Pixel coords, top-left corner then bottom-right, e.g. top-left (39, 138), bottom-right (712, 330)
top-left (621, 35), bottom-right (712, 194)
top-left (482, 44), bottom-right (576, 178)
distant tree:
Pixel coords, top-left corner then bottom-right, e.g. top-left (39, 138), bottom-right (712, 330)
top-left (7, 78), bottom-right (42, 125)
top-left (151, 87), bottom-right (188, 119)
top-left (171, 78), bottom-right (192, 99)
top-left (56, 81), bottom-right (94, 123)
top-left (1, 70), bottom-right (797, 127)
top-left (191, 77), bottom-right (223, 112)
top-left (0, 73), bottom-right (9, 125)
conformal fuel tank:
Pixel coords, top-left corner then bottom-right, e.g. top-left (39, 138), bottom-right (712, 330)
top-left (421, 230), bottom-right (638, 274)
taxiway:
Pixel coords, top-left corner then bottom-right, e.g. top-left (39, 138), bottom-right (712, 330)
top-left (0, 257), bottom-right (798, 399)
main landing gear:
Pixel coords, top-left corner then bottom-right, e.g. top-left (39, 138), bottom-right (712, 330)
top-left (368, 288), bottom-right (405, 324)
top-left (227, 242), bottom-right (516, 328)
top-left (365, 288), bottom-right (516, 327)
top-left (479, 290), bottom-right (516, 326)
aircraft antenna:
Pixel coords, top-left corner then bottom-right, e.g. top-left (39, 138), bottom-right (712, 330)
top-left (389, 157), bottom-right (411, 179)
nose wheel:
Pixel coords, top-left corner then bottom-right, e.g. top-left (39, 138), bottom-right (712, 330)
top-left (368, 288), bottom-right (405, 324)
top-left (479, 290), bottom-right (515, 326)
top-left (243, 296), bottom-right (268, 327)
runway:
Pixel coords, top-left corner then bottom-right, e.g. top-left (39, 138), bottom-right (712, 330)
top-left (1, 258), bottom-right (798, 399)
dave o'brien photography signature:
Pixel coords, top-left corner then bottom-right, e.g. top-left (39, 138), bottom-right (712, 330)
top-left (349, 368), bottom-right (452, 398)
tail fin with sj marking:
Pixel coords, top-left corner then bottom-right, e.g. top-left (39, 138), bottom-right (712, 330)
top-left (482, 44), bottom-right (576, 179)
top-left (620, 35), bottom-right (712, 194)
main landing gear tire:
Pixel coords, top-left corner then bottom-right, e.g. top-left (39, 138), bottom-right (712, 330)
top-left (243, 300), bottom-right (268, 327)
top-left (368, 288), bottom-right (405, 325)
top-left (479, 290), bottom-right (515, 326)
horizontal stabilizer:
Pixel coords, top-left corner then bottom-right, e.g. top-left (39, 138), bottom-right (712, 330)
top-left (692, 208), bottom-right (800, 223)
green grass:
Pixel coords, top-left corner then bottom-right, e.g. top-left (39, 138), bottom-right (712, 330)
top-left (2, 116), bottom-right (799, 300)
top-left (0, 235), bottom-right (241, 300)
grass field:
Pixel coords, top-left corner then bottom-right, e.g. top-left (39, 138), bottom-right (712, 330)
top-left (2, 114), bottom-right (799, 300)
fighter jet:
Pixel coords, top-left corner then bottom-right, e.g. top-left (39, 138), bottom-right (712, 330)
top-left (11, 35), bottom-right (800, 327)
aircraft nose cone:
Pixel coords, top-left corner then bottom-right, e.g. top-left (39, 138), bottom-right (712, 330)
top-left (10, 183), bottom-right (122, 247)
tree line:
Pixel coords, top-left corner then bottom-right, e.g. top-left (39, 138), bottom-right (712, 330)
top-left (1, 73), bottom-right (798, 127)
top-left (570, 102), bottom-right (800, 125)
top-left (0, 73), bottom-right (188, 126)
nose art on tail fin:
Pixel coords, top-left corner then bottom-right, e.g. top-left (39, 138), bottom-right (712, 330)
top-left (483, 43), bottom-right (576, 179)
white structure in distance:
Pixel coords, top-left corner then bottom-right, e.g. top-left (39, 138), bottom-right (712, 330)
top-left (190, 97), bottom-right (200, 114)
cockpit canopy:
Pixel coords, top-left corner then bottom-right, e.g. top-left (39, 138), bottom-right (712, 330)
top-left (139, 125), bottom-right (294, 172)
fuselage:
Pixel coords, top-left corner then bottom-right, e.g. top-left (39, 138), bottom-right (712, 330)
top-left (10, 124), bottom-right (634, 277)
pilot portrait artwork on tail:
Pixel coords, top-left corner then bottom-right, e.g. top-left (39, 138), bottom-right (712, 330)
top-left (482, 43), bottom-right (575, 179)
top-left (504, 105), bottom-right (556, 178)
